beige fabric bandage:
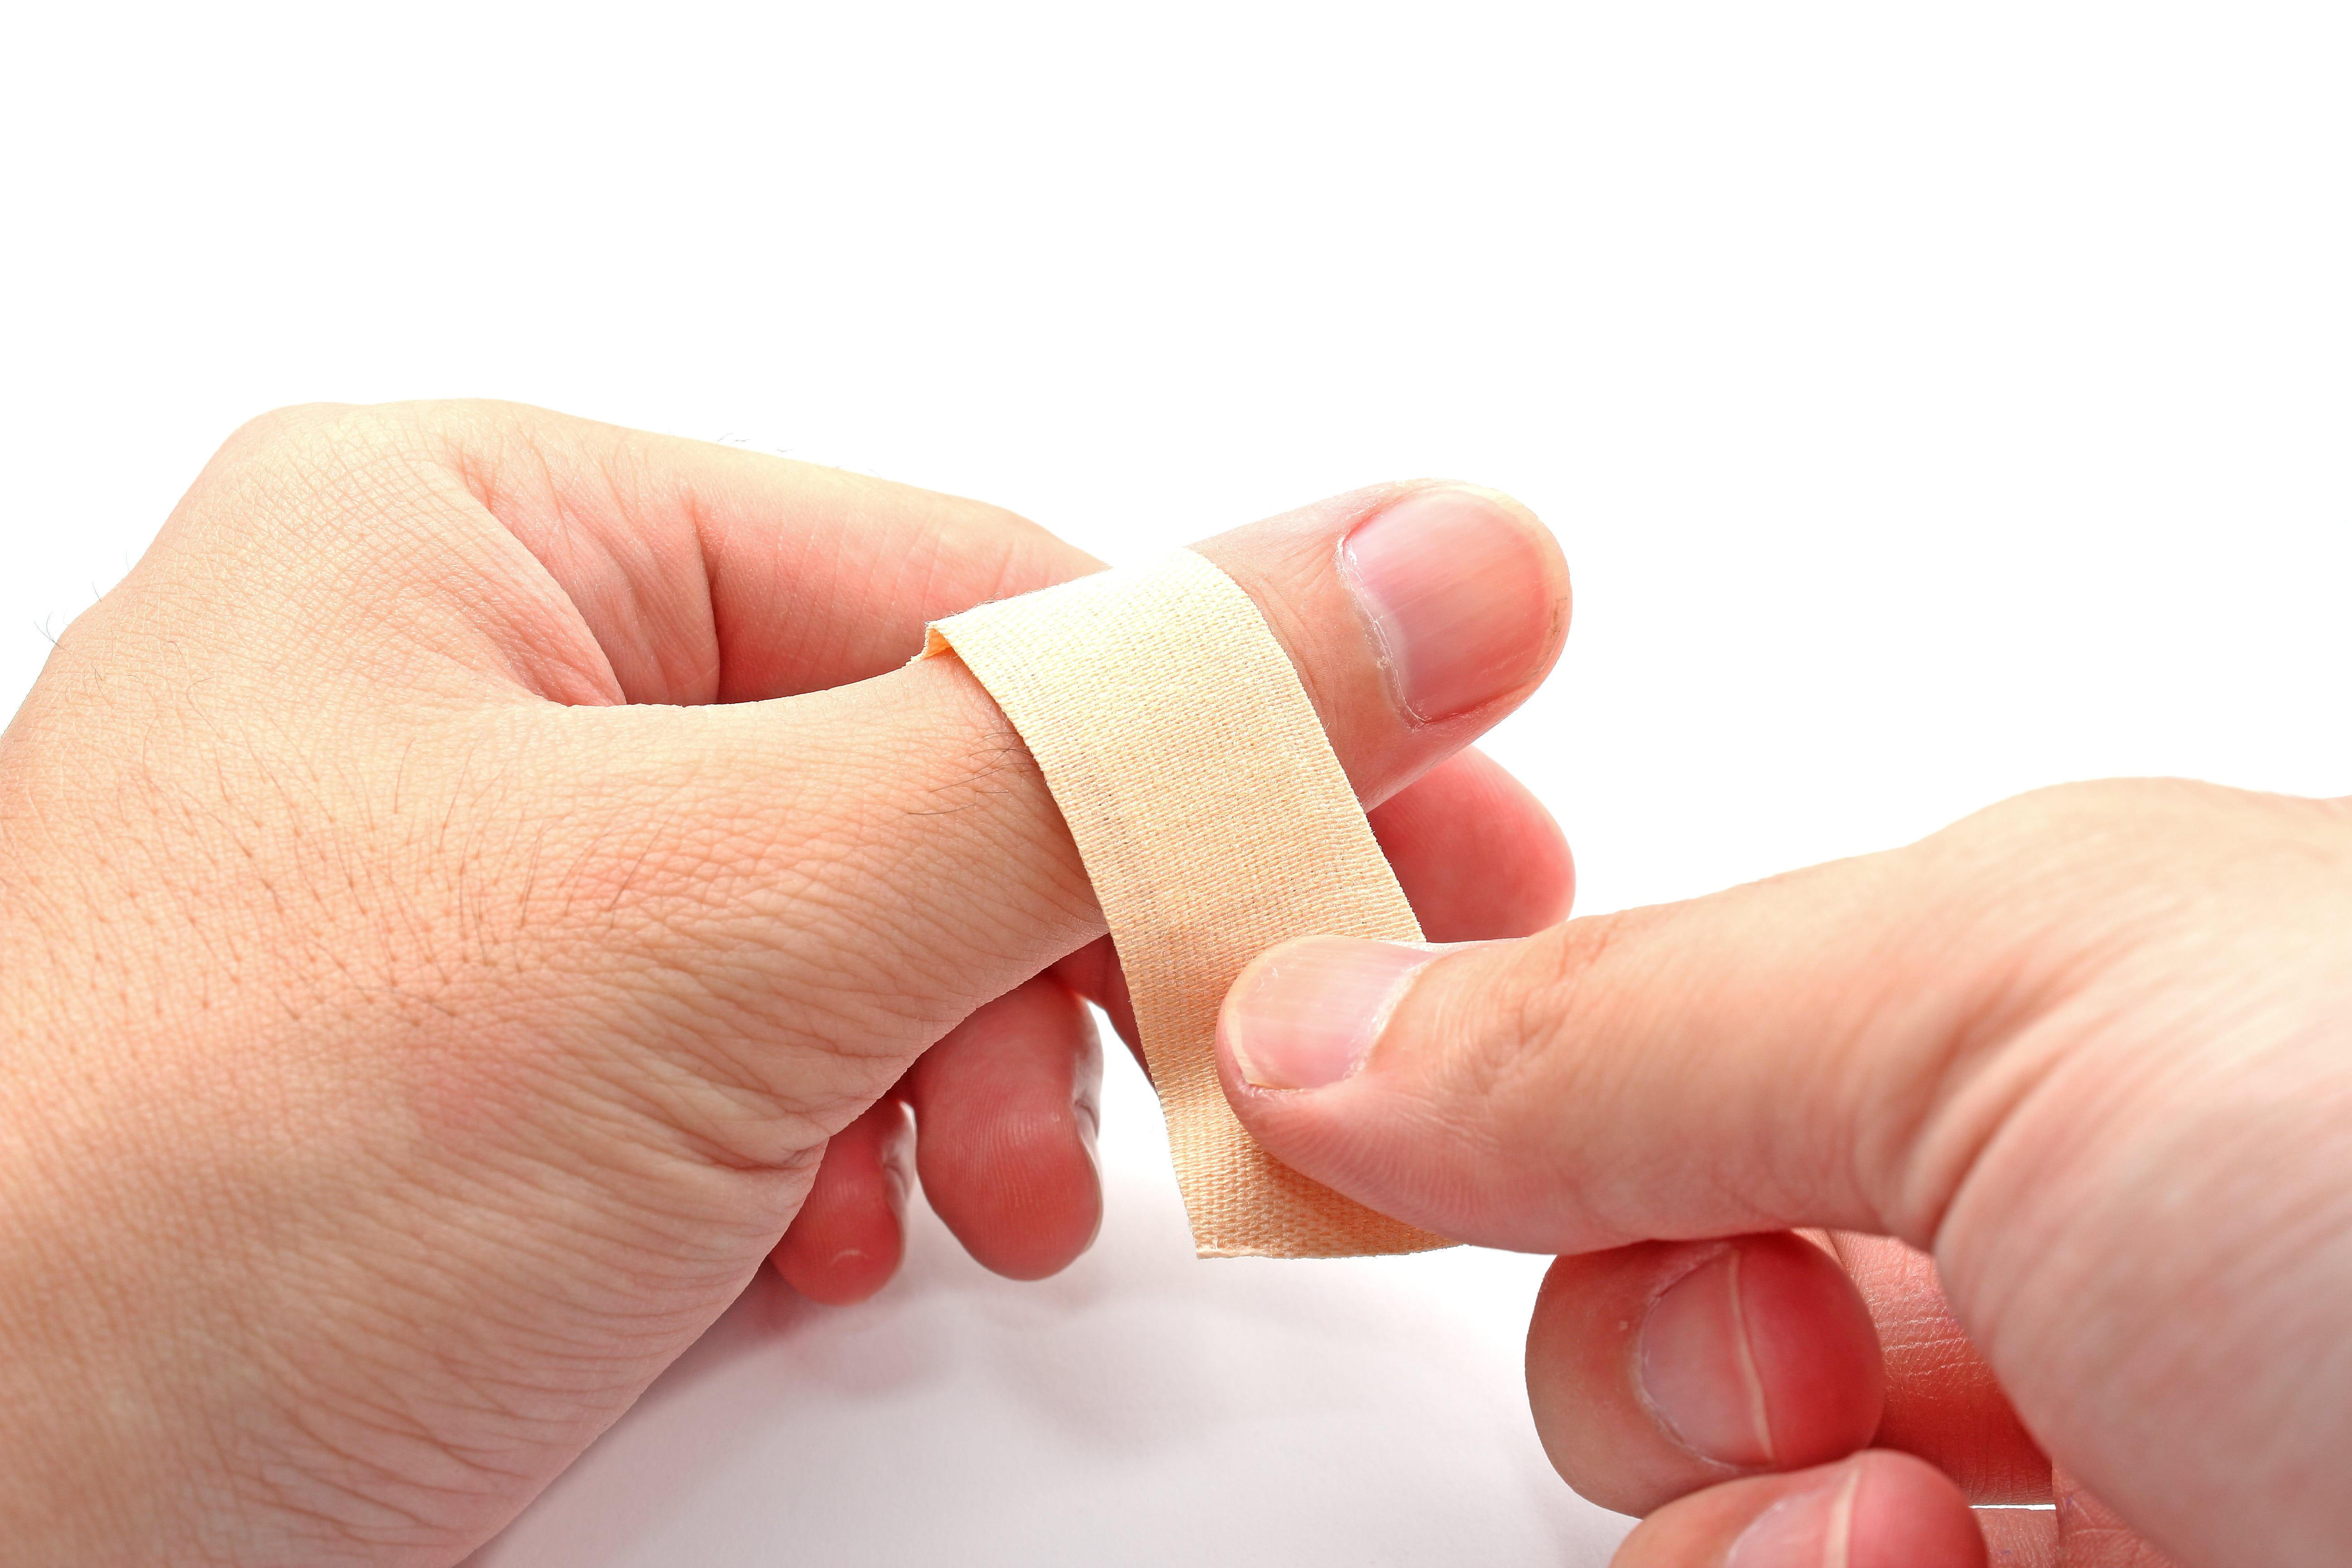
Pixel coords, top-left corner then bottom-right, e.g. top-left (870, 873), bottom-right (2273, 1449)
top-left (920, 549), bottom-right (1452, 1259)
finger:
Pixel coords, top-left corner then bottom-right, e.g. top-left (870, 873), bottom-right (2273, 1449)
top-left (1053, 745), bottom-right (1573, 1059)
top-left (159, 400), bottom-right (1102, 705)
top-left (1823, 1234), bottom-right (2050, 1505)
top-left (1189, 482), bottom-right (1570, 801)
top-left (1371, 745), bottom-right (1575, 940)
top-left (1612, 1452), bottom-right (1985, 1568)
top-left (1214, 804), bottom-right (2078, 1254)
top-left (1215, 786), bottom-right (2318, 1568)
top-left (553, 479), bottom-right (1568, 1150)
top-left (1049, 937), bottom-right (1142, 1057)
top-left (768, 1097), bottom-right (915, 1305)
top-left (1524, 1235), bottom-right (1885, 1516)
top-left (902, 974), bottom-right (1103, 1281)
top-left (2055, 1468), bottom-right (2182, 1567)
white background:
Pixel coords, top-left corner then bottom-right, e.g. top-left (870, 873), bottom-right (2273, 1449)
top-left (4, 5), bottom-right (2347, 1563)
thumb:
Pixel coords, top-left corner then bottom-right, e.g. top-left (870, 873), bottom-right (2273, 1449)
top-left (536, 479), bottom-right (1570, 1143)
top-left (1212, 788), bottom-right (2153, 1254)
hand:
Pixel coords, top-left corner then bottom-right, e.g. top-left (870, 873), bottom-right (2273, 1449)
top-left (0, 401), bottom-right (1573, 1565)
top-left (1217, 779), bottom-right (2352, 1567)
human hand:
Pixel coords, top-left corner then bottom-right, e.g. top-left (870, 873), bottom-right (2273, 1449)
top-left (0, 402), bottom-right (1572, 1565)
top-left (1218, 780), bottom-right (2352, 1567)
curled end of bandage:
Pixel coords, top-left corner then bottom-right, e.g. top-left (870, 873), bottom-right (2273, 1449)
top-left (919, 549), bottom-right (1454, 1260)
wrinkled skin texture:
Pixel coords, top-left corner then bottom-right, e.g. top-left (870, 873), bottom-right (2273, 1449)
top-left (0, 402), bottom-right (1576, 1564)
top-left (1223, 780), bottom-right (2352, 1568)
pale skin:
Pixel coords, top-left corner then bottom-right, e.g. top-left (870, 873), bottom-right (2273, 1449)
top-left (1219, 786), bottom-right (2352, 1566)
top-left (0, 401), bottom-right (1573, 1564)
top-left (0, 402), bottom-right (2331, 1566)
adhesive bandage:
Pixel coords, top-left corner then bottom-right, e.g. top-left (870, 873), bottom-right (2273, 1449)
top-left (920, 549), bottom-right (1452, 1259)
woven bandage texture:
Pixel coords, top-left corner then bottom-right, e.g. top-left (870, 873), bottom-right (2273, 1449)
top-left (920, 549), bottom-right (1453, 1259)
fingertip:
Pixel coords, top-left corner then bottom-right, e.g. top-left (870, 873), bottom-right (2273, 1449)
top-left (1616, 1452), bottom-right (1983, 1568)
top-left (919, 1093), bottom-right (1105, 1281)
top-left (769, 1098), bottom-right (914, 1306)
top-left (907, 975), bottom-right (1106, 1282)
top-left (770, 1240), bottom-right (901, 1307)
top-left (1333, 482), bottom-right (1570, 728)
top-left (1843, 1452), bottom-right (1987, 1568)
top-left (1219, 936), bottom-right (1441, 1093)
top-left (1191, 479), bottom-right (1569, 807)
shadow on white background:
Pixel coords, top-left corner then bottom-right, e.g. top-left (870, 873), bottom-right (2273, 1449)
top-left (5, 7), bottom-right (2348, 1563)
top-left (464, 1050), bottom-right (1627, 1567)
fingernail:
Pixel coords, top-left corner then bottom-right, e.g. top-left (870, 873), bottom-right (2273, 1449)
top-left (880, 1106), bottom-right (917, 1214)
top-left (1220, 937), bottom-right (1437, 1091)
top-left (1340, 485), bottom-right (1561, 724)
top-left (1640, 1245), bottom-right (1778, 1468)
top-left (1724, 1463), bottom-right (1862, 1568)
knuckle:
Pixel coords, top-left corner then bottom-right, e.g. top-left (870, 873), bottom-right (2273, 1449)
top-left (1426, 914), bottom-right (1659, 1117)
top-left (218, 400), bottom-right (345, 456)
top-left (202, 399), bottom-right (539, 517)
top-left (916, 496), bottom-right (1096, 605)
top-left (191, 403), bottom-right (429, 540)
top-left (1509, 907), bottom-right (1674, 1041)
top-left (1931, 776), bottom-right (2352, 936)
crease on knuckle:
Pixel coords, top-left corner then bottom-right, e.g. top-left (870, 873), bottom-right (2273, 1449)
top-left (1421, 915), bottom-right (1659, 1184)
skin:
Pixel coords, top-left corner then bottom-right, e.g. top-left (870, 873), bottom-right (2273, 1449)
top-left (15, 397), bottom-right (2313, 1567)
top-left (0, 400), bottom-right (1575, 1564)
top-left (1220, 780), bottom-right (2352, 1567)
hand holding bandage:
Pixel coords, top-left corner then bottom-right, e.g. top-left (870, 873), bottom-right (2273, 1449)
top-left (777, 487), bottom-right (1575, 1284)
top-left (0, 400), bottom-right (1571, 1562)
top-left (924, 549), bottom-right (1451, 1258)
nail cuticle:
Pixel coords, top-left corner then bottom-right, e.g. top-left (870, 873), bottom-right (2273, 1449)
top-left (1224, 939), bottom-right (1443, 1092)
top-left (1637, 1242), bottom-right (1778, 1470)
top-left (1722, 1463), bottom-right (1860, 1568)
top-left (1336, 486), bottom-right (1557, 727)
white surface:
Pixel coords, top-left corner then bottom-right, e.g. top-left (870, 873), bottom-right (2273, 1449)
top-left (464, 1056), bottom-right (1617, 1567)
top-left (4, 4), bottom-right (2350, 1563)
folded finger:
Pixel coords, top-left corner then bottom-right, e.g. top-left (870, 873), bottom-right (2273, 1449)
top-left (768, 1097), bottom-right (914, 1305)
top-left (902, 973), bottom-right (1103, 1281)
top-left (1525, 1234), bottom-right (1885, 1516)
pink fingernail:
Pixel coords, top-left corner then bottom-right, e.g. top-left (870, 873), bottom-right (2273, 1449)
top-left (1641, 1245), bottom-right (1778, 1468)
top-left (1724, 1463), bottom-right (1862, 1568)
top-left (1340, 485), bottom-right (1561, 724)
top-left (1219, 937), bottom-right (1436, 1091)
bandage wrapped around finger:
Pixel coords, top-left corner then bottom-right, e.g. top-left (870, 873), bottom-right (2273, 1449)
top-left (920, 549), bottom-right (1452, 1259)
